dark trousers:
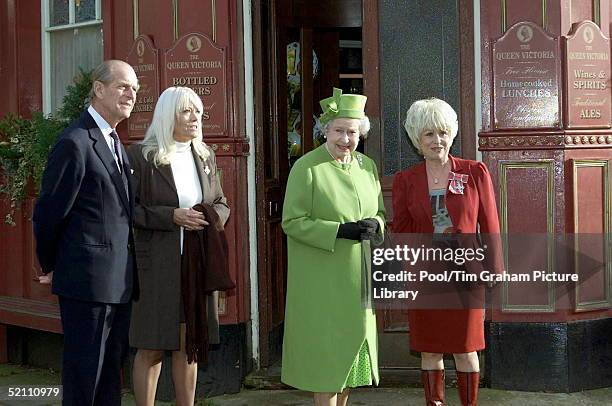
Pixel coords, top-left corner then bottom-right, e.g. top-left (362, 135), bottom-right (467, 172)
top-left (59, 297), bottom-right (131, 406)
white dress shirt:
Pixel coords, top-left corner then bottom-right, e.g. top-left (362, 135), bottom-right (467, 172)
top-left (88, 105), bottom-right (122, 171)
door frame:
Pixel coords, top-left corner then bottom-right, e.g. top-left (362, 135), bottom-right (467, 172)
top-left (252, 0), bottom-right (285, 368)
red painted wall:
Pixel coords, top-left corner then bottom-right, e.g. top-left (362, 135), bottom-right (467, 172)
top-left (481, 0), bottom-right (612, 323)
top-left (0, 0), bottom-right (59, 333)
top-left (0, 0), bottom-right (249, 332)
top-left (0, 0), bottom-right (42, 117)
top-left (0, 0), bottom-right (44, 300)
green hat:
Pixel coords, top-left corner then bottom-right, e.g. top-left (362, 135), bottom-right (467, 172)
top-left (319, 87), bottom-right (367, 124)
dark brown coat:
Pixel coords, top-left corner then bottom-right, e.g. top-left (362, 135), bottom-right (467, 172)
top-left (127, 143), bottom-right (230, 350)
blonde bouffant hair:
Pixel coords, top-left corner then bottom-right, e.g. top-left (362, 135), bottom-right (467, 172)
top-left (140, 86), bottom-right (210, 166)
top-left (403, 98), bottom-right (458, 154)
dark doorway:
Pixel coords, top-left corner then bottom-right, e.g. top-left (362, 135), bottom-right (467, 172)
top-left (252, 0), bottom-right (475, 376)
top-left (252, 0), bottom-right (367, 368)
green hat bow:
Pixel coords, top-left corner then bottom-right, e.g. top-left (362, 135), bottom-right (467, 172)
top-left (319, 87), bottom-right (367, 125)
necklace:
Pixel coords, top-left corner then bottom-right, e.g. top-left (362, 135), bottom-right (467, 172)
top-left (426, 161), bottom-right (449, 184)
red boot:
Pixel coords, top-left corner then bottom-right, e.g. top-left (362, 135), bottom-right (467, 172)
top-left (456, 371), bottom-right (479, 406)
top-left (421, 369), bottom-right (445, 406)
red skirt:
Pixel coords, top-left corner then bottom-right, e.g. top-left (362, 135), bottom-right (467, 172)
top-left (408, 309), bottom-right (485, 353)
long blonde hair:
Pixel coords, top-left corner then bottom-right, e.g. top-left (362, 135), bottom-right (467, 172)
top-left (141, 86), bottom-right (210, 165)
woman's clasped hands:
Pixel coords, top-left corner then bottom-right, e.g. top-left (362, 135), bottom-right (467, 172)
top-left (337, 218), bottom-right (380, 241)
top-left (173, 208), bottom-right (209, 230)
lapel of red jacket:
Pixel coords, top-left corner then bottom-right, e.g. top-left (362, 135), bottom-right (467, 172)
top-left (410, 156), bottom-right (472, 233)
top-left (445, 155), bottom-right (471, 233)
top-left (412, 163), bottom-right (434, 231)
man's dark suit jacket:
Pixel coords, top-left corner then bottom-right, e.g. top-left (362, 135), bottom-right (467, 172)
top-left (33, 110), bottom-right (137, 304)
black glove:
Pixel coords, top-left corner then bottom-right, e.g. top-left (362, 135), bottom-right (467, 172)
top-left (358, 218), bottom-right (380, 240)
top-left (337, 222), bottom-right (362, 241)
top-left (358, 218), bottom-right (379, 232)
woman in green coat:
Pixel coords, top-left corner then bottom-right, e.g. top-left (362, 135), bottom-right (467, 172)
top-left (281, 88), bottom-right (386, 406)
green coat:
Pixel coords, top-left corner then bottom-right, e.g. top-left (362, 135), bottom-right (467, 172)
top-left (281, 145), bottom-right (386, 392)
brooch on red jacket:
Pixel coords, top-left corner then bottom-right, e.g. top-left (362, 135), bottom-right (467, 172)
top-left (448, 171), bottom-right (469, 194)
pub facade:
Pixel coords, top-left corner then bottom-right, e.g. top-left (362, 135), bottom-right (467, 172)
top-left (1, 0), bottom-right (611, 397)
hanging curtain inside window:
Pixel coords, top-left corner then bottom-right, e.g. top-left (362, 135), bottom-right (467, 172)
top-left (50, 25), bottom-right (103, 112)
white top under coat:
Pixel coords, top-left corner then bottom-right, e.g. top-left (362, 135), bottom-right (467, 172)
top-left (170, 140), bottom-right (203, 253)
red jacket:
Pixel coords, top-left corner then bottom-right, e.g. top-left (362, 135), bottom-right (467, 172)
top-left (391, 155), bottom-right (503, 353)
top-left (392, 155), bottom-right (501, 235)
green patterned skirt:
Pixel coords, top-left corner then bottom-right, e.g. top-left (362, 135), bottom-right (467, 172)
top-left (342, 340), bottom-right (373, 389)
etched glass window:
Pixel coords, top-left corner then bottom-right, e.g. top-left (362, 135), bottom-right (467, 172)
top-left (50, 0), bottom-right (69, 26)
top-left (75, 0), bottom-right (97, 23)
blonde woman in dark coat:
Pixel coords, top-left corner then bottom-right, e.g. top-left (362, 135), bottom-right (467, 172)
top-left (127, 86), bottom-right (230, 406)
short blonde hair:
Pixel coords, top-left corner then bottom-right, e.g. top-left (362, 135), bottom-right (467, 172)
top-left (403, 98), bottom-right (458, 154)
top-left (141, 87), bottom-right (210, 165)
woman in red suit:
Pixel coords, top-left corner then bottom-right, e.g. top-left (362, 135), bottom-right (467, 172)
top-left (392, 98), bottom-right (502, 406)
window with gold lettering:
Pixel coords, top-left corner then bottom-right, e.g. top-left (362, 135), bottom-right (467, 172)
top-left (42, 0), bottom-right (103, 113)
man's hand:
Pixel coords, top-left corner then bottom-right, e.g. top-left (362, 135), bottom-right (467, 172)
top-left (173, 208), bottom-right (209, 231)
top-left (36, 271), bottom-right (53, 285)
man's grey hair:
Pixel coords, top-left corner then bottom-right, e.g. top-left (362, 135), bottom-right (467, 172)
top-left (88, 60), bottom-right (125, 101)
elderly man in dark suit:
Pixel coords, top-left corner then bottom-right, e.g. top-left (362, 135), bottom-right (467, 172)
top-left (33, 59), bottom-right (139, 406)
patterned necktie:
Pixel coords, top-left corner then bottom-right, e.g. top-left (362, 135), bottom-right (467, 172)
top-left (110, 130), bottom-right (129, 200)
top-left (109, 130), bottom-right (123, 173)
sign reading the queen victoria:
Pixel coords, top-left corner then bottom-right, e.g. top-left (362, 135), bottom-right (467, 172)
top-left (126, 35), bottom-right (160, 139)
top-left (163, 33), bottom-right (227, 137)
top-left (564, 21), bottom-right (611, 128)
top-left (493, 22), bottom-right (560, 129)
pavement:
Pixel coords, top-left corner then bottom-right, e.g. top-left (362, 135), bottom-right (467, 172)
top-left (2, 363), bottom-right (612, 405)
